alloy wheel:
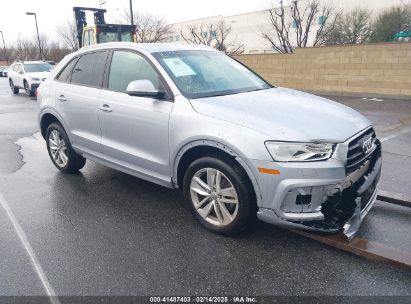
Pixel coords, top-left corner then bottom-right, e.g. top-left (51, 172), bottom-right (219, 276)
top-left (48, 130), bottom-right (68, 168)
top-left (190, 168), bottom-right (239, 227)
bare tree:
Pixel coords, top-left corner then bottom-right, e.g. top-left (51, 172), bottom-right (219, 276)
top-left (121, 10), bottom-right (172, 43)
top-left (214, 21), bottom-right (245, 55)
top-left (325, 7), bottom-right (373, 45)
top-left (181, 23), bottom-right (216, 46)
top-left (261, 0), bottom-right (338, 53)
top-left (34, 33), bottom-right (52, 60)
top-left (55, 20), bottom-right (78, 51)
top-left (47, 41), bottom-right (72, 62)
top-left (262, 3), bottom-right (292, 53)
top-left (181, 21), bottom-right (244, 55)
top-left (312, 6), bottom-right (340, 46)
top-left (15, 37), bottom-right (37, 60)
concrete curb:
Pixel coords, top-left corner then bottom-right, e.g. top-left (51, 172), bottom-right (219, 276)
top-left (377, 190), bottom-right (411, 208)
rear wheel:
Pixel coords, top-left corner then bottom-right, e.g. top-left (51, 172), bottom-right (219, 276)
top-left (9, 80), bottom-right (19, 94)
top-left (183, 156), bottom-right (256, 235)
top-left (46, 123), bottom-right (86, 173)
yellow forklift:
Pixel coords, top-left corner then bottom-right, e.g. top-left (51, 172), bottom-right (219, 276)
top-left (73, 7), bottom-right (136, 48)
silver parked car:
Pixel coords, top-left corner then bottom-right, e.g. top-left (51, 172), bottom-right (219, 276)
top-left (38, 43), bottom-right (381, 238)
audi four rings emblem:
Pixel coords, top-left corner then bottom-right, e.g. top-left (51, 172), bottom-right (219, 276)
top-left (362, 137), bottom-right (374, 154)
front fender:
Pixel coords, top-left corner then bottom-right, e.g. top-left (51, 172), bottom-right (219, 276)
top-left (171, 139), bottom-right (264, 207)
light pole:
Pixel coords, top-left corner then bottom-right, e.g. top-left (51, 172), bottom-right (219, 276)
top-left (26, 12), bottom-right (43, 60)
top-left (129, 0), bottom-right (134, 27)
top-left (0, 31), bottom-right (9, 65)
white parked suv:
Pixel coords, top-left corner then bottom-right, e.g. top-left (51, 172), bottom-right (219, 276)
top-left (8, 61), bottom-right (53, 97)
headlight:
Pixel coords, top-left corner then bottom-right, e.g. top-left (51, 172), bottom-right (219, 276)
top-left (265, 142), bottom-right (335, 162)
top-left (31, 77), bottom-right (40, 81)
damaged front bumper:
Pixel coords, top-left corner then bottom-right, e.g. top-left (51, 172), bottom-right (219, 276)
top-left (254, 128), bottom-right (382, 239)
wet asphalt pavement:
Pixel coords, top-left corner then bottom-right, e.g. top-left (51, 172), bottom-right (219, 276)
top-left (0, 77), bottom-right (410, 297)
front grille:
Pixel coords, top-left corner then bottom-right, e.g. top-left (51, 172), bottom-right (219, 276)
top-left (346, 128), bottom-right (377, 174)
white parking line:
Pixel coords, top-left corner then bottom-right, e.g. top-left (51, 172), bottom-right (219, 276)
top-left (380, 126), bottom-right (411, 143)
top-left (0, 192), bottom-right (60, 304)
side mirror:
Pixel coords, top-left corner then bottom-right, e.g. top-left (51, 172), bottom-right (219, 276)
top-left (126, 80), bottom-right (166, 99)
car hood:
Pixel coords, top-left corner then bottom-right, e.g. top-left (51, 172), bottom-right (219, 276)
top-left (189, 87), bottom-right (371, 142)
top-left (27, 71), bottom-right (50, 79)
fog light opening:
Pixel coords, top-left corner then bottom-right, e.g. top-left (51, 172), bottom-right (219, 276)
top-left (296, 194), bottom-right (312, 206)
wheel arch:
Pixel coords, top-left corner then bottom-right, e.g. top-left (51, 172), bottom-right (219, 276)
top-left (40, 113), bottom-right (61, 139)
top-left (39, 109), bottom-right (73, 143)
top-left (173, 140), bottom-right (262, 206)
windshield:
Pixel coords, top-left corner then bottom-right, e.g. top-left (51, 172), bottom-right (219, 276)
top-left (120, 32), bottom-right (132, 42)
top-left (152, 50), bottom-right (271, 99)
top-left (24, 63), bottom-right (52, 73)
top-left (98, 31), bottom-right (132, 43)
top-left (99, 32), bottom-right (118, 43)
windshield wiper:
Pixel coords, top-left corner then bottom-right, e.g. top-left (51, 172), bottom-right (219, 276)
top-left (246, 88), bottom-right (268, 93)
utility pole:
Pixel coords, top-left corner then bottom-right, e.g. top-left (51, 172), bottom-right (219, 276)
top-left (0, 31), bottom-right (9, 65)
top-left (26, 12), bottom-right (44, 60)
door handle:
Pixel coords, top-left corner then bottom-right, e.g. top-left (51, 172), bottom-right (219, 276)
top-left (99, 104), bottom-right (113, 112)
top-left (57, 95), bottom-right (67, 102)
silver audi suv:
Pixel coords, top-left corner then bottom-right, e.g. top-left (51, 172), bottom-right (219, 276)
top-left (38, 43), bottom-right (381, 238)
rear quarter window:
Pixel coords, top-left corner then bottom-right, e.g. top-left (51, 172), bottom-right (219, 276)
top-left (56, 58), bottom-right (78, 82)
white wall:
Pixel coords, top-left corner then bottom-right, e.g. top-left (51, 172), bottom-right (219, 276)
top-left (167, 10), bottom-right (275, 54)
top-left (166, 0), bottom-right (408, 54)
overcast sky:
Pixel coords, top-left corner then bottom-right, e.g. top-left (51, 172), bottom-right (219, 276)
top-left (0, 0), bottom-right (407, 45)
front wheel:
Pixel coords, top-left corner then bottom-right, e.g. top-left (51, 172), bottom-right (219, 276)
top-left (183, 157), bottom-right (256, 235)
top-left (24, 81), bottom-right (35, 97)
top-left (9, 80), bottom-right (19, 94)
top-left (46, 123), bottom-right (86, 173)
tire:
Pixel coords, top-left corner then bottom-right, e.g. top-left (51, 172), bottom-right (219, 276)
top-left (9, 80), bottom-right (19, 94)
top-left (46, 123), bottom-right (86, 173)
top-left (24, 81), bottom-right (35, 97)
top-left (183, 156), bottom-right (256, 235)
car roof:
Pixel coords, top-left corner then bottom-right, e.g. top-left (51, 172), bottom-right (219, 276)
top-left (77, 42), bottom-right (217, 55)
top-left (12, 61), bottom-right (48, 65)
top-left (23, 61), bottom-right (48, 64)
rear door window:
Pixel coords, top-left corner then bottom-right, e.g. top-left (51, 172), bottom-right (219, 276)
top-left (70, 51), bottom-right (108, 87)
